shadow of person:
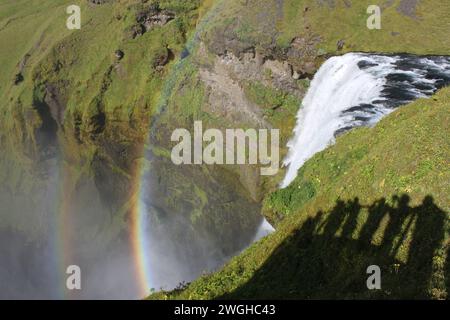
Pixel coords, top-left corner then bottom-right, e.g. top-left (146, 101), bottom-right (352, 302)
top-left (217, 194), bottom-right (447, 299)
top-left (218, 211), bottom-right (325, 299)
top-left (446, 241), bottom-right (450, 299)
top-left (380, 195), bottom-right (411, 257)
top-left (341, 197), bottom-right (361, 239)
top-left (359, 198), bottom-right (389, 245)
top-left (402, 195), bottom-right (446, 298)
top-left (321, 199), bottom-right (348, 239)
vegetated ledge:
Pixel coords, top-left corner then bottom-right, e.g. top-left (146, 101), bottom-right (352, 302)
top-left (148, 86), bottom-right (450, 300)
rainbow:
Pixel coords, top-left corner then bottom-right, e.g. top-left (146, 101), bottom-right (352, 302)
top-left (54, 162), bottom-right (77, 300)
top-left (54, 157), bottom-right (154, 299)
top-left (128, 0), bottom-right (225, 299)
top-left (15, 1), bottom-right (226, 300)
top-left (130, 169), bottom-right (153, 298)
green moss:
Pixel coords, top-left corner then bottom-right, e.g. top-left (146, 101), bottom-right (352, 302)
top-left (264, 169), bottom-right (316, 219)
top-left (278, 0), bottom-right (450, 55)
top-left (190, 184), bottom-right (209, 223)
top-left (243, 81), bottom-right (300, 144)
top-left (201, 0), bottom-right (450, 57)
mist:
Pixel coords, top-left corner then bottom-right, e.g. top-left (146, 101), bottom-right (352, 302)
top-left (0, 155), bottom-right (141, 299)
top-left (0, 145), bottom-right (266, 299)
top-left (137, 154), bottom-right (265, 292)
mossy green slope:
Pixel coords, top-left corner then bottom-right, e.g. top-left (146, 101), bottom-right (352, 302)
top-left (0, 0), bottom-right (206, 231)
top-left (150, 87), bottom-right (450, 300)
top-left (198, 0), bottom-right (450, 79)
top-left (202, 0), bottom-right (450, 54)
top-left (0, 0), bottom-right (201, 164)
top-left (277, 0), bottom-right (450, 53)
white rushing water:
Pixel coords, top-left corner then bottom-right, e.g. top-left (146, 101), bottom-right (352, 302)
top-left (281, 53), bottom-right (450, 188)
top-left (252, 218), bottom-right (275, 242)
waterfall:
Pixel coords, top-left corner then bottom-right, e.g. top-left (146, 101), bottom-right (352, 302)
top-left (281, 53), bottom-right (450, 188)
top-left (252, 218), bottom-right (275, 242)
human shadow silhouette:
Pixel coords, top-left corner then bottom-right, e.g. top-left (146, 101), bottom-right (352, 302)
top-left (405, 196), bottom-right (446, 298)
top-left (218, 194), bottom-right (448, 299)
top-left (446, 238), bottom-right (450, 298)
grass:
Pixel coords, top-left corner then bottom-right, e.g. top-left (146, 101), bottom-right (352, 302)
top-left (199, 0), bottom-right (450, 56)
top-left (278, 0), bottom-right (450, 54)
top-left (243, 81), bottom-right (300, 144)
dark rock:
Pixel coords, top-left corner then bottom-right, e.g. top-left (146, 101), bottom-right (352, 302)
top-left (14, 73), bottom-right (24, 85)
top-left (73, 113), bottom-right (83, 144)
top-left (153, 52), bottom-right (168, 68)
top-left (152, 48), bottom-right (174, 70)
top-left (300, 62), bottom-right (316, 78)
top-left (115, 49), bottom-right (124, 60)
top-left (88, 111), bottom-right (106, 140)
top-left (87, 0), bottom-right (113, 5)
top-left (130, 24), bottom-right (145, 39)
top-left (32, 90), bottom-right (59, 159)
top-left (358, 60), bottom-right (378, 69)
top-left (44, 82), bottom-right (67, 126)
top-left (396, 0), bottom-right (420, 19)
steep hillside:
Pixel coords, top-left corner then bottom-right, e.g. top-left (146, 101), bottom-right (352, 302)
top-left (150, 86), bottom-right (450, 300)
top-left (0, 0), bottom-right (204, 232)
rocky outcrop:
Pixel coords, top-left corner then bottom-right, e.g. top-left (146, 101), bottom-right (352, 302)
top-left (204, 39), bottom-right (319, 83)
top-left (152, 47), bottom-right (174, 71)
top-left (131, 5), bottom-right (175, 38)
top-left (114, 49), bottom-right (124, 60)
top-left (137, 8), bottom-right (175, 30)
top-left (87, 0), bottom-right (114, 5)
top-left (196, 42), bottom-right (306, 114)
top-left (14, 73), bottom-right (23, 85)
